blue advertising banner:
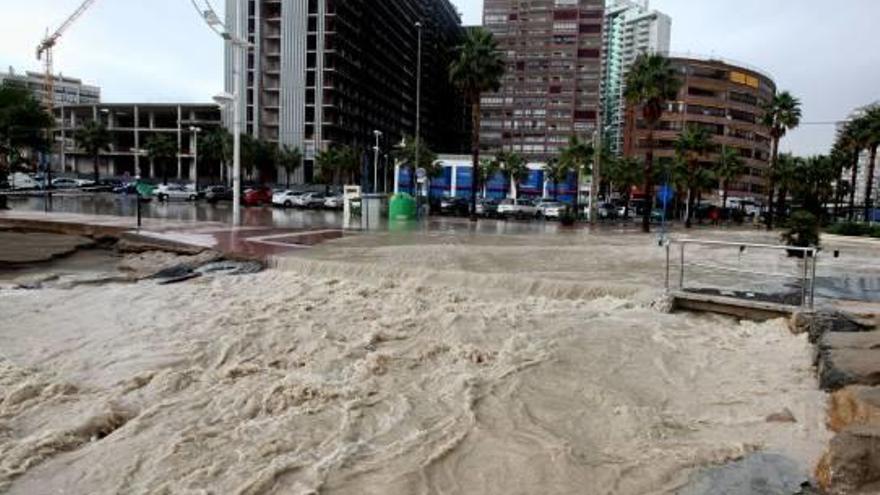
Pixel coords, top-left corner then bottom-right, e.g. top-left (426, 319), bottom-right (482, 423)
top-left (455, 167), bottom-right (474, 199)
top-left (519, 169), bottom-right (544, 196)
top-left (398, 167), bottom-right (414, 194)
top-left (486, 171), bottom-right (509, 199)
top-left (430, 166), bottom-right (452, 198)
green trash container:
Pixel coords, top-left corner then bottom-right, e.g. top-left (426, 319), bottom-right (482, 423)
top-left (389, 193), bottom-right (417, 221)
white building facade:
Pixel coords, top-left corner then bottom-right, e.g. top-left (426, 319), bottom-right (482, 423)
top-left (0, 67), bottom-right (100, 106)
top-left (601, 0), bottom-right (671, 155)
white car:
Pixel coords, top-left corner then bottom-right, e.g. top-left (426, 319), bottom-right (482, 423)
top-left (536, 201), bottom-right (567, 219)
top-left (51, 177), bottom-right (81, 189)
top-left (323, 194), bottom-right (344, 209)
top-left (295, 192), bottom-right (328, 208)
top-left (154, 184), bottom-right (197, 201)
top-left (497, 198), bottom-right (539, 219)
top-left (272, 190), bottom-right (304, 207)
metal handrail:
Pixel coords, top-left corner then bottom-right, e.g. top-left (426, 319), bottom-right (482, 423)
top-left (665, 239), bottom-right (819, 309)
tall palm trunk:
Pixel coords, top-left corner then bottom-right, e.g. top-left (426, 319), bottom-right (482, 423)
top-left (722, 181), bottom-right (729, 211)
top-left (685, 185), bottom-right (696, 229)
top-left (834, 163), bottom-right (844, 220)
top-left (470, 99), bottom-right (481, 221)
top-left (642, 126), bottom-right (655, 233)
top-left (778, 184), bottom-right (789, 220)
top-left (766, 137), bottom-right (779, 230)
top-left (572, 169), bottom-right (580, 218)
top-left (162, 161), bottom-right (169, 185)
top-left (849, 151), bottom-right (859, 221)
top-left (864, 146), bottom-right (878, 222)
top-left (93, 152), bottom-right (100, 183)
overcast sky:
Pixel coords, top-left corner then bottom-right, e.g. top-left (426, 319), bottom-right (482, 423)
top-left (1, 0), bottom-right (877, 155)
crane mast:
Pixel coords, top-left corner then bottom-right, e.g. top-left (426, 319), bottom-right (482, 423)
top-left (35, 0), bottom-right (98, 112)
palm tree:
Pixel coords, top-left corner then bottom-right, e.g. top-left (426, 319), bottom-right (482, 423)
top-left (761, 91), bottom-right (802, 230)
top-left (674, 124), bottom-right (713, 228)
top-left (449, 27), bottom-right (506, 219)
top-left (478, 157), bottom-right (499, 198)
top-left (277, 145), bottom-right (302, 190)
top-left (624, 53), bottom-right (682, 233)
top-left (393, 135), bottom-right (438, 193)
top-left (253, 139), bottom-right (278, 184)
top-left (144, 134), bottom-right (177, 185)
top-left (559, 135), bottom-right (594, 213)
top-left (836, 119), bottom-right (866, 221)
top-left (544, 158), bottom-right (568, 200)
top-left (75, 120), bottom-right (112, 183)
top-left (605, 156), bottom-right (644, 219)
top-left (200, 128), bottom-right (232, 184)
top-left (496, 150), bottom-right (528, 199)
top-left (773, 153), bottom-right (800, 220)
top-left (316, 145), bottom-right (360, 185)
top-left (715, 146), bottom-right (745, 211)
top-left (859, 106), bottom-right (880, 221)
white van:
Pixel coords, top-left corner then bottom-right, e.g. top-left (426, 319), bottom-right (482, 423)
top-left (8, 172), bottom-right (41, 190)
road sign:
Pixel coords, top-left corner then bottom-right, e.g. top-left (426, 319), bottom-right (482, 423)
top-left (416, 168), bottom-right (427, 184)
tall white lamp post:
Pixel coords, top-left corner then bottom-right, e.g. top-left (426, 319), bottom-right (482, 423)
top-left (190, 0), bottom-right (250, 226)
top-left (372, 130), bottom-right (383, 194)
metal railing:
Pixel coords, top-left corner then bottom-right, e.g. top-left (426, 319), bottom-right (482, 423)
top-left (665, 239), bottom-right (819, 309)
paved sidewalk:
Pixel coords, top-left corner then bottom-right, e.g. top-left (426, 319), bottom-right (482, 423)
top-left (0, 210), bottom-right (347, 259)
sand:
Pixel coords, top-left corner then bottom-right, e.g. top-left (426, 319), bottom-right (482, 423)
top-left (0, 229), bottom-right (831, 494)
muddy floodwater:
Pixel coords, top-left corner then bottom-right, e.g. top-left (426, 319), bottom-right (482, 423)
top-left (3, 228), bottom-right (867, 494)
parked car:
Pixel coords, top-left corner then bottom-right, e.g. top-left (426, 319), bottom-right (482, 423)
top-left (497, 198), bottom-right (539, 219)
top-left (154, 184), bottom-right (198, 201)
top-left (7, 173), bottom-right (42, 190)
top-left (476, 198), bottom-right (499, 218)
top-left (113, 182), bottom-right (138, 194)
top-left (296, 192), bottom-right (328, 208)
top-left (51, 177), bottom-right (81, 189)
top-left (272, 190), bottom-right (304, 207)
top-left (323, 194), bottom-right (344, 210)
top-left (243, 187), bottom-right (273, 206)
top-left (439, 197), bottom-right (470, 216)
top-left (203, 185), bottom-right (233, 203)
top-left (536, 200), bottom-right (567, 220)
top-left (82, 179), bottom-right (121, 193)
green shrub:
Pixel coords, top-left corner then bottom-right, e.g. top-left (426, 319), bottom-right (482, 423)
top-left (782, 210), bottom-right (820, 250)
top-left (827, 221), bottom-right (871, 236)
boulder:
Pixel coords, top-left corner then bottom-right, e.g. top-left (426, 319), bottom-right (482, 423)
top-left (816, 425), bottom-right (880, 495)
top-left (828, 386), bottom-right (880, 433)
top-left (817, 332), bottom-right (880, 391)
top-left (790, 310), bottom-right (872, 344)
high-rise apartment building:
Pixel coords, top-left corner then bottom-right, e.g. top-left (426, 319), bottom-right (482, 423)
top-left (225, 0), bottom-right (466, 184)
top-left (624, 56), bottom-right (776, 199)
top-left (0, 67), bottom-right (100, 106)
top-left (481, 0), bottom-right (605, 160)
top-left (602, 0), bottom-right (671, 155)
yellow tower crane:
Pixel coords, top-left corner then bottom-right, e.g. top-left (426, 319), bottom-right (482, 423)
top-left (36, 0), bottom-right (99, 112)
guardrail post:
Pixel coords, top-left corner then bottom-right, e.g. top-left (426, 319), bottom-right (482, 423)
top-left (665, 240), bottom-right (671, 290)
top-left (810, 250), bottom-right (818, 309)
top-left (801, 254), bottom-right (809, 308)
top-left (679, 243), bottom-right (685, 290)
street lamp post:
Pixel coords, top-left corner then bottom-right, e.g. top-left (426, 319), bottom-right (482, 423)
top-left (372, 130), bottom-right (383, 194)
top-left (191, 0), bottom-right (250, 227)
top-left (190, 126), bottom-right (201, 192)
top-left (414, 21), bottom-right (423, 193)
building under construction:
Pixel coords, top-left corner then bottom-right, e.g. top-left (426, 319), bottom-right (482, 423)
top-left (225, 0), bottom-right (468, 184)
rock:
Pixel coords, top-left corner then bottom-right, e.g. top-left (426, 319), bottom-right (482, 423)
top-left (828, 386), bottom-right (880, 433)
top-left (790, 310), bottom-right (872, 343)
top-left (678, 453), bottom-right (811, 495)
top-left (766, 408), bottom-right (797, 423)
top-left (816, 425), bottom-right (880, 495)
top-left (817, 332), bottom-right (880, 391)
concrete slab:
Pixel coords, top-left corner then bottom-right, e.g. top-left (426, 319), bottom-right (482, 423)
top-left (0, 232), bottom-right (94, 265)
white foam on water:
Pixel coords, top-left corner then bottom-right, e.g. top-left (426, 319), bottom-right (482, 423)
top-left (0, 231), bottom-right (831, 494)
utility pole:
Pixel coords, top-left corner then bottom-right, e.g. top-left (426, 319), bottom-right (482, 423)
top-left (373, 130), bottom-right (383, 193)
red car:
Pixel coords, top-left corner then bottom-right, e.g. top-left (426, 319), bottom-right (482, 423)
top-left (242, 187), bottom-right (273, 206)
